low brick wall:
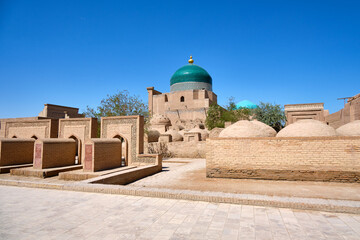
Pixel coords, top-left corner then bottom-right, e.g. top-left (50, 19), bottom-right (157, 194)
top-left (146, 141), bottom-right (206, 158)
top-left (206, 136), bottom-right (360, 182)
top-left (85, 164), bottom-right (162, 185)
top-left (84, 139), bottom-right (122, 172)
top-left (82, 153), bottom-right (162, 185)
top-left (0, 138), bottom-right (35, 166)
top-left (34, 139), bottom-right (76, 169)
top-left (133, 154), bottom-right (162, 169)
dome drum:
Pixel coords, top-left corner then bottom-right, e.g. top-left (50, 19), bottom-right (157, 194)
top-left (170, 81), bottom-right (212, 92)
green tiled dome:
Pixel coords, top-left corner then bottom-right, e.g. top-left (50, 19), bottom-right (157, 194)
top-left (170, 56), bottom-right (212, 92)
top-left (170, 64), bottom-right (212, 86)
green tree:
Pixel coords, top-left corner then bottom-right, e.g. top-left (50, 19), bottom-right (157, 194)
top-left (84, 90), bottom-right (148, 136)
top-left (84, 90), bottom-right (148, 119)
top-left (205, 97), bottom-right (251, 130)
top-left (224, 97), bottom-right (237, 111)
top-left (252, 102), bottom-right (286, 132)
top-left (205, 103), bottom-right (226, 130)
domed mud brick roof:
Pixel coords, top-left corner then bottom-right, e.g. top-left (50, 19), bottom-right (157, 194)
top-left (336, 120), bottom-right (360, 136)
top-left (209, 127), bottom-right (224, 138)
top-left (150, 114), bottom-right (171, 125)
top-left (165, 129), bottom-right (183, 142)
top-left (147, 130), bottom-right (160, 142)
top-left (189, 126), bottom-right (209, 141)
top-left (170, 56), bottom-right (212, 92)
top-left (219, 120), bottom-right (276, 138)
top-left (277, 119), bottom-right (337, 137)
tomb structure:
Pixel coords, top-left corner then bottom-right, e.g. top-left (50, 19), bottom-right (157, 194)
top-left (0, 138), bottom-right (35, 172)
top-left (58, 118), bottom-right (98, 165)
top-left (1, 118), bottom-right (58, 139)
top-left (285, 93), bottom-right (360, 129)
top-left (0, 104), bottom-right (83, 138)
top-left (60, 115), bottom-right (162, 183)
top-left (83, 138), bottom-right (122, 172)
top-left (206, 119), bottom-right (360, 182)
top-left (284, 103), bottom-right (328, 125)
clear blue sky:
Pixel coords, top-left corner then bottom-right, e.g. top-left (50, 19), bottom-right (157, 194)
top-left (1, 0), bottom-right (359, 118)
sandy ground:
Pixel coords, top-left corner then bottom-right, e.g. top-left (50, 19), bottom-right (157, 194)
top-left (129, 158), bottom-right (360, 201)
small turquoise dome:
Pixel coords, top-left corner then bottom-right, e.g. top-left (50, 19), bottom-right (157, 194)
top-left (236, 100), bottom-right (258, 109)
top-left (170, 56), bottom-right (212, 92)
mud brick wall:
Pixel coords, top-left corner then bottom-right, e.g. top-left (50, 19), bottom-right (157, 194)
top-left (146, 141), bottom-right (206, 158)
top-left (206, 136), bottom-right (360, 182)
top-left (101, 116), bottom-right (144, 166)
top-left (84, 139), bottom-right (122, 172)
top-left (4, 119), bottom-right (58, 139)
top-left (34, 139), bottom-right (76, 169)
top-left (133, 154), bottom-right (162, 168)
top-left (58, 118), bottom-right (98, 165)
top-left (0, 139), bottom-right (35, 166)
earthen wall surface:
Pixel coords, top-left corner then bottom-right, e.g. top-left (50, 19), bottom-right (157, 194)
top-left (38, 104), bottom-right (82, 119)
top-left (84, 139), bottom-right (122, 172)
top-left (285, 103), bottom-right (325, 125)
top-left (206, 136), bottom-right (360, 182)
top-left (58, 118), bottom-right (98, 164)
top-left (101, 116), bottom-right (144, 166)
top-left (146, 141), bottom-right (206, 158)
top-left (0, 139), bottom-right (35, 166)
top-left (148, 87), bottom-right (217, 123)
top-left (34, 139), bottom-right (76, 169)
top-left (326, 94), bottom-right (360, 128)
top-left (0, 117), bottom-right (48, 138)
top-left (3, 119), bottom-right (58, 139)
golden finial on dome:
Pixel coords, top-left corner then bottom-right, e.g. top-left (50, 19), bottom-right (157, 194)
top-left (188, 55), bottom-right (194, 64)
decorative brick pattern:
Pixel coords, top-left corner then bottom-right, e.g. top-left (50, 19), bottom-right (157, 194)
top-left (101, 116), bottom-right (142, 166)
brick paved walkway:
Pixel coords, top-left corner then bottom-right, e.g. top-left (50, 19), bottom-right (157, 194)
top-left (1, 185), bottom-right (359, 240)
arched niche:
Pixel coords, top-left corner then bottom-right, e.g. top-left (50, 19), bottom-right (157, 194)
top-left (113, 134), bottom-right (128, 166)
top-left (69, 135), bottom-right (81, 165)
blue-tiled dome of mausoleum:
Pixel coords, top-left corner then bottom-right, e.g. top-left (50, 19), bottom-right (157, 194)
top-left (170, 56), bottom-right (212, 92)
top-left (236, 100), bottom-right (258, 109)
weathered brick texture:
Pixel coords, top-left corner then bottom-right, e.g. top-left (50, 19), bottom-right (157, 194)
top-left (0, 139), bottom-right (34, 166)
top-left (34, 139), bottom-right (76, 169)
top-left (206, 136), bottom-right (360, 182)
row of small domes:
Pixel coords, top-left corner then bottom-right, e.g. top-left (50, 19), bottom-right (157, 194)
top-left (147, 126), bottom-right (210, 142)
top-left (219, 119), bottom-right (360, 138)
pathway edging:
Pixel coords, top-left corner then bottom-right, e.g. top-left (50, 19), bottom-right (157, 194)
top-left (0, 179), bottom-right (359, 214)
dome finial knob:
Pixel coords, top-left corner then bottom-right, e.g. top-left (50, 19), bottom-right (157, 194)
top-left (188, 55), bottom-right (194, 64)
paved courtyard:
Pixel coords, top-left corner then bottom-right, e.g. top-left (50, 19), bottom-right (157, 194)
top-left (1, 185), bottom-right (360, 240)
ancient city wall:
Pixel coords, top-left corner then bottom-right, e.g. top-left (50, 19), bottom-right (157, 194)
top-left (206, 136), bottom-right (360, 182)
